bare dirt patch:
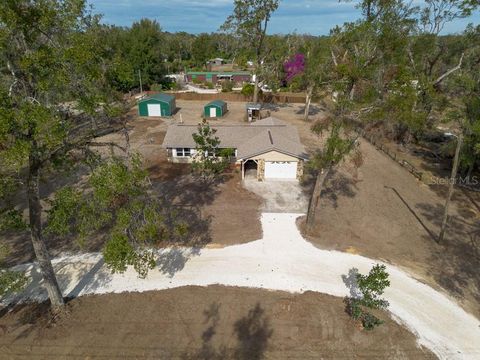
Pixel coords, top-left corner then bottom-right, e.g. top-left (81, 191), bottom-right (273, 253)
top-left (0, 286), bottom-right (434, 359)
top-left (301, 138), bottom-right (480, 319)
top-left (2, 107), bottom-right (263, 266)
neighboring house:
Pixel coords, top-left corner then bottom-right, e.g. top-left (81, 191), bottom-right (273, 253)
top-left (204, 100), bottom-right (228, 118)
top-left (162, 117), bottom-right (308, 181)
top-left (185, 71), bottom-right (251, 85)
top-left (138, 93), bottom-right (176, 117)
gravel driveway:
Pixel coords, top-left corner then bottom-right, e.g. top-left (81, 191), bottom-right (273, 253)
top-left (243, 179), bottom-right (309, 213)
top-left (4, 213), bottom-right (479, 359)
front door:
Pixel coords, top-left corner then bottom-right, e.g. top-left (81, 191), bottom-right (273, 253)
top-left (209, 107), bottom-right (217, 117)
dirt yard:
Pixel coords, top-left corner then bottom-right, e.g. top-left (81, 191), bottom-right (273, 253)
top-left (125, 115), bottom-right (263, 247)
top-left (1, 108), bottom-right (263, 266)
top-left (0, 286), bottom-right (434, 359)
top-left (301, 138), bottom-right (480, 319)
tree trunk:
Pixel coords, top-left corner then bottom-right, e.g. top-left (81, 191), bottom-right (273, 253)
top-left (438, 133), bottom-right (463, 243)
top-left (304, 86), bottom-right (313, 122)
top-left (253, 72), bottom-right (260, 104)
top-left (27, 157), bottom-right (65, 308)
top-left (306, 167), bottom-right (331, 234)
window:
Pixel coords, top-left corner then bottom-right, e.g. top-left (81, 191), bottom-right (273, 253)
top-left (175, 148), bottom-right (192, 157)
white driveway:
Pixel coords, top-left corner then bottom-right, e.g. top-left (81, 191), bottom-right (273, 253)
top-left (3, 213), bottom-right (479, 360)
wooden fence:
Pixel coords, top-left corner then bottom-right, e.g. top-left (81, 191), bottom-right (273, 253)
top-left (357, 129), bottom-right (424, 181)
top-left (144, 91), bottom-right (307, 104)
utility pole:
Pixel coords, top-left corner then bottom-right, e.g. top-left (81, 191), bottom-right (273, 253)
top-left (438, 132), bottom-right (463, 243)
top-left (138, 69), bottom-right (143, 95)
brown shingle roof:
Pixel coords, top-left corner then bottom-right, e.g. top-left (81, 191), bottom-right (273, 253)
top-left (162, 117), bottom-right (308, 160)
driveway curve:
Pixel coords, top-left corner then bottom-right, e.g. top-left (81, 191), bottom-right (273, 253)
top-left (3, 213), bottom-right (479, 359)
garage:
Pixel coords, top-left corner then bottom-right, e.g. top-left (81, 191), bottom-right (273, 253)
top-left (204, 100), bottom-right (227, 118)
top-left (264, 161), bottom-right (297, 179)
top-left (138, 93), bottom-right (176, 117)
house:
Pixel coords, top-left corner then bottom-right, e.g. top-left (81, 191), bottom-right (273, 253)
top-left (185, 71), bottom-right (251, 85)
top-left (204, 100), bottom-right (228, 118)
top-left (138, 93), bottom-right (176, 117)
top-left (162, 117), bottom-right (308, 181)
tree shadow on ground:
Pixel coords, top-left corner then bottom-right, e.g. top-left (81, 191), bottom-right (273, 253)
top-left (0, 300), bottom-right (51, 340)
top-left (261, 103), bottom-right (291, 112)
top-left (0, 256), bottom-right (112, 340)
top-left (341, 268), bottom-right (361, 299)
top-left (183, 302), bottom-right (273, 360)
top-left (415, 202), bottom-right (480, 304)
top-left (294, 104), bottom-right (324, 117)
top-left (150, 174), bottom-right (235, 276)
top-left (2, 257), bottom-right (112, 311)
top-left (385, 186), bottom-right (437, 241)
top-left (301, 168), bottom-right (358, 209)
top-left (156, 247), bottom-right (203, 278)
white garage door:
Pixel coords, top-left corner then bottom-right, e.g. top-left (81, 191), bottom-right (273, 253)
top-left (264, 161), bottom-right (297, 179)
top-left (209, 107), bottom-right (217, 117)
top-left (147, 104), bottom-right (161, 116)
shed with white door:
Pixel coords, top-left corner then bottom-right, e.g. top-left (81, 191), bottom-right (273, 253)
top-left (138, 93), bottom-right (176, 117)
top-left (204, 100), bottom-right (227, 118)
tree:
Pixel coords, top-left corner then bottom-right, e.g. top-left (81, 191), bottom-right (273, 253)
top-left (305, 112), bottom-right (360, 234)
top-left (46, 155), bottom-right (184, 278)
top-left (191, 33), bottom-right (217, 67)
top-left (221, 0), bottom-right (280, 103)
top-left (125, 19), bottom-right (165, 88)
top-left (437, 24), bottom-right (480, 242)
top-left (191, 121), bottom-right (230, 180)
top-left (345, 264), bottom-right (390, 330)
top-left (0, 0), bottom-right (157, 308)
top-left (284, 38), bottom-right (331, 121)
top-left (438, 132), bottom-right (463, 243)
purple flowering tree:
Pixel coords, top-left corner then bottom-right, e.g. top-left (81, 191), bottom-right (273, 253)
top-left (284, 53), bottom-right (306, 83)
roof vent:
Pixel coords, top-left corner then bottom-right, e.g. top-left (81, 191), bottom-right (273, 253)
top-left (268, 130), bottom-right (273, 145)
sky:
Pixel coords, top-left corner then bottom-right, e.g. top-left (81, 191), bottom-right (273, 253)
top-left (89, 0), bottom-right (480, 35)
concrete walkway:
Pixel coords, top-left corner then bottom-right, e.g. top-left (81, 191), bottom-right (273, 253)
top-left (3, 213), bottom-right (479, 360)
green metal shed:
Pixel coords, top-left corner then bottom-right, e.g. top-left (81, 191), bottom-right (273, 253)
top-left (138, 93), bottom-right (176, 117)
top-left (204, 100), bottom-right (228, 118)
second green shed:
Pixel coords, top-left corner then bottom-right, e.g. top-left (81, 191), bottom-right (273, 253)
top-left (204, 100), bottom-right (228, 118)
top-left (138, 93), bottom-right (176, 117)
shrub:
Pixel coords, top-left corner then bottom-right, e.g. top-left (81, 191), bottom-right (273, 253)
top-left (345, 264), bottom-right (390, 330)
top-left (221, 80), bottom-right (234, 92)
top-left (241, 83), bottom-right (255, 96)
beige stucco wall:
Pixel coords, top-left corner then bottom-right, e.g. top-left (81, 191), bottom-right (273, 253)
top-left (249, 151), bottom-right (299, 162)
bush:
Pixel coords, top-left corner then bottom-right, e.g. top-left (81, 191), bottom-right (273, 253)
top-left (221, 80), bottom-right (234, 92)
top-left (150, 83), bottom-right (163, 92)
top-left (344, 264), bottom-right (390, 330)
top-left (241, 83), bottom-right (255, 96)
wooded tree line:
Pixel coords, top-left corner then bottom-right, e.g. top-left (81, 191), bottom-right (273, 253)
top-left (0, 0), bottom-right (479, 309)
top-left (94, 0), bottom-right (480, 178)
